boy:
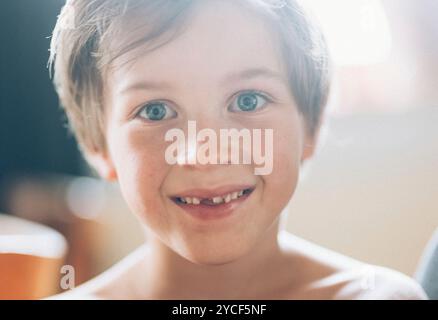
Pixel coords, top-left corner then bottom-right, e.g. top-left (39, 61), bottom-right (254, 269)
top-left (49, 0), bottom-right (427, 299)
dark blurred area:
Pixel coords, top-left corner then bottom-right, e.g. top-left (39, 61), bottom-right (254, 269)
top-left (0, 0), bottom-right (84, 213)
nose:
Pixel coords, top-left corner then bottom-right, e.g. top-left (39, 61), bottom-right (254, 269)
top-left (172, 115), bottom-right (250, 171)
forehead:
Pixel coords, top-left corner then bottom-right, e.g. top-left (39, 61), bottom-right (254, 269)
top-left (106, 0), bottom-right (287, 93)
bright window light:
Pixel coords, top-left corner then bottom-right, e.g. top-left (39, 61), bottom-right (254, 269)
top-left (303, 0), bottom-right (392, 66)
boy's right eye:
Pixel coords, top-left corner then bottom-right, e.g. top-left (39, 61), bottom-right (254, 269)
top-left (136, 101), bottom-right (177, 122)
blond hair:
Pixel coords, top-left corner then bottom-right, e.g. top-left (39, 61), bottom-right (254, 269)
top-left (49, 0), bottom-right (331, 155)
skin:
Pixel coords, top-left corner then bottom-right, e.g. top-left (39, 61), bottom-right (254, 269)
top-left (51, 0), bottom-right (427, 300)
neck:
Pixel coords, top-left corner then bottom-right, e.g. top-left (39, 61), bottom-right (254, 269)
top-left (140, 219), bottom-right (286, 299)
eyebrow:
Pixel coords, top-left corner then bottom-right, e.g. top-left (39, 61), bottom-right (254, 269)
top-left (118, 67), bottom-right (286, 95)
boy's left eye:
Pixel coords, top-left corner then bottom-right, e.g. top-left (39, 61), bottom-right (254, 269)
top-left (228, 91), bottom-right (271, 113)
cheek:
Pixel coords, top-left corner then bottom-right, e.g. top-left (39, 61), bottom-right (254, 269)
top-left (264, 113), bottom-right (302, 207)
top-left (108, 126), bottom-right (171, 215)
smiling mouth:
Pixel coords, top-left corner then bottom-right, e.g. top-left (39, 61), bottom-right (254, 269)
top-left (171, 187), bottom-right (254, 206)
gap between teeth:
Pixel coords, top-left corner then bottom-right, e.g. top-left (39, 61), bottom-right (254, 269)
top-left (180, 190), bottom-right (246, 205)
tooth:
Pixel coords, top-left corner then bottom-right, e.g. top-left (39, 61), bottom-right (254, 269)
top-left (238, 190), bottom-right (244, 197)
top-left (185, 197), bottom-right (192, 204)
top-left (212, 196), bottom-right (223, 204)
top-left (224, 194), bottom-right (231, 203)
top-left (192, 197), bottom-right (200, 205)
top-left (231, 192), bottom-right (238, 200)
top-left (179, 197), bottom-right (187, 203)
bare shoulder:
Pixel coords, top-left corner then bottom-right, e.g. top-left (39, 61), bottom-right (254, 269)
top-left (351, 265), bottom-right (428, 300)
top-left (279, 231), bottom-right (428, 300)
top-left (46, 245), bottom-right (148, 300)
top-left (46, 272), bottom-right (119, 300)
top-left (46, 287), bottom-right (105, 300)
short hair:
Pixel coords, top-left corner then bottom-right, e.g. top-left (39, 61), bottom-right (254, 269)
top-left (49, 0), bottom-right (331, 155)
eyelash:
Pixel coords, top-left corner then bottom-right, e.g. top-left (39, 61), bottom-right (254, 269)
top-left (133, 89), bottom-right (274, 121)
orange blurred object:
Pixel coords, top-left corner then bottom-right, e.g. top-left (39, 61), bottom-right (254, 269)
top-left (0, 214), bottom-right (67, 299)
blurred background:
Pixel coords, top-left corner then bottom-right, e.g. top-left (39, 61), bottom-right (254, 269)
top-left (0, 0), bottom-right (437, 299)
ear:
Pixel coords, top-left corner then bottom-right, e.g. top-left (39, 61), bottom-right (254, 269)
top-left (83, 149), bottom-right (118, 182)
top-left (301, 135), bottom-right (317, 164)
top-left (300, 121), bottom-right (322, 165)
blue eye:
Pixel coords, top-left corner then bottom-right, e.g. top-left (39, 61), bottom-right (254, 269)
top-left (137, 102), bottom-right (177, 121)
top-left (229, 91), bottom-right (270, 112)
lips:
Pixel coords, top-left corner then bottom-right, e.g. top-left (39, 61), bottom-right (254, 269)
top-left (169, 184), bottom-right (255, 221)
top-left (170, 185), bottom-right (255, 206)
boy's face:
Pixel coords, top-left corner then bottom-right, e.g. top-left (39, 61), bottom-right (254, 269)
top-left (92, 0), bottom-right (315, 264)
